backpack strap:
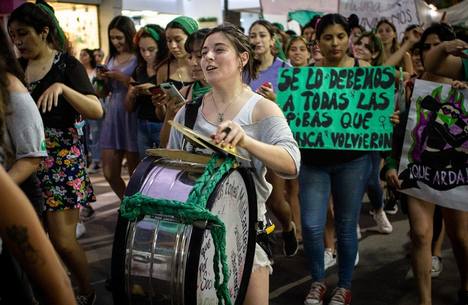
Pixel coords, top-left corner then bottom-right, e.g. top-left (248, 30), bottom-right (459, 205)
top-left (184, 94), bottom-right (203, 129)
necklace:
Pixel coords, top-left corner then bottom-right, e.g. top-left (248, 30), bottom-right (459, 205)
top-left (211, 92), bottom-right (237, 123)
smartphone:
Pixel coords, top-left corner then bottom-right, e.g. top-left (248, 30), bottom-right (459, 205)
top-left (160, 82), bottom-right (186, 105)
top-left (149, 86), bottom-right (163, 95)
top-left (96, 64), bottom-right (109, 72)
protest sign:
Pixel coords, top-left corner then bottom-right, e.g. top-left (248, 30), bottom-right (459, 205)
top-left (339, 0), bottom-right (419, 39)
top-left (398, 79), bottom-right (468, 211)
top-left (276, 66), bottom-right (395, 150)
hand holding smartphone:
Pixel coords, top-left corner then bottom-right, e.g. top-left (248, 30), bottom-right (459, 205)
top-left (160, 82), bottom-right (186, 105)
top-left (96, 64), bottom-right (109, 73)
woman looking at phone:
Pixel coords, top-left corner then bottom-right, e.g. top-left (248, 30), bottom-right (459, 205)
top-left (98, 15), bottom-right (138, 199)
top-left (8, 2), bottom-right (103, 303)
top-left (248, 19), bottom-right (298, 257)
top-left (125, 24), bottom-right (168, 159)
top-left (160, 28), bottom-right (211, 148)
top-left (152, 16), bottom-right (198, 120)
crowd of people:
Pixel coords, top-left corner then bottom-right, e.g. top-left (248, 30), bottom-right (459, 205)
top-left (0, 1), bottom-right (467, 305)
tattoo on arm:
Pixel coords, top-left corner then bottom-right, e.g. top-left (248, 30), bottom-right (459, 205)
top-left (5, 225), bottom-right (43, 265)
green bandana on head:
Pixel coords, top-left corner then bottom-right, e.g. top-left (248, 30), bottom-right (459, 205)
top-left (145, 26), bottom-right (160, 43)
top-left (36, 2), bottom-right (66, 51)
top-left (168, 16), bottom-right (199, 35)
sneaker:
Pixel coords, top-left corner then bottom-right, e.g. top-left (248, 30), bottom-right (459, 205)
top-left (81, 205), bottom-right (95, 220)
top-left (88, 161), bottom-right (101, 174)
top-left (283, 222), bottom-right (298, 257)
top-left (383, 198), bottom-right (399, 215)
top-left (304, 281), bottom-right (327, 305)
top-left (372, 209), bottom-right (393, 234)
top-left (76, 291), bottom-right (96, 305)
top-left (431, 256), bottom-right (443, 278)
top-left (324, 248), bottom-right (337, 270)
top-left (329, 287), bottom-right (352, 305)
top-left (76, 222), bottom-right (86, 239)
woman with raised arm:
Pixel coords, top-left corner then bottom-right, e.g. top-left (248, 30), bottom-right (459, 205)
top-left (98, 16), bottom-right (138, 199)
top-left (375, 19), bottom-right (414, 76)
top-left (8, 2), bottom-right (103, 304)
top-left (424, 37), bottom-right (468, 81)
top-left (167, 24), bottom-right (300, 305)
top-left (383, 23), bottom-right (468, 305)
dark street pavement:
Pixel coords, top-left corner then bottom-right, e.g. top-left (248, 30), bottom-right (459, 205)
top-left (81, 172), bottom-right (460, 305)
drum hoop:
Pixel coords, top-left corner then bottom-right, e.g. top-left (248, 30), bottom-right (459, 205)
top-left (184, 167), bottom-right (257, 305)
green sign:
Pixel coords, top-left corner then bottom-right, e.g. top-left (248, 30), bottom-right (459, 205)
top-left (277, 66), bottom-right (395, 150)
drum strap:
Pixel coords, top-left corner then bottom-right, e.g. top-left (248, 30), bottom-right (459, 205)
top-left (121, 155), bottom-right (235, 305)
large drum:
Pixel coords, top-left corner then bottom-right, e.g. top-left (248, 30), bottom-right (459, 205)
top-left (111, 152), bottom-right (257, 305)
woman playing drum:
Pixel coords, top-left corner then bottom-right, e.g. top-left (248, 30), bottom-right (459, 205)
top-left (167, 24), bottom-right (300, 305)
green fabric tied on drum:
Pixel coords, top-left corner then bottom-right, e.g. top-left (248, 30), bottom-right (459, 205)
top-left (121, 155), bottom-right (236, 305)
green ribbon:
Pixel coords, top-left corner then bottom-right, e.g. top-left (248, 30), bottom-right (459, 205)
top-left (37, 3), bottom-right (66, 51)
top-left (121, 155), bottom-right (236, 305)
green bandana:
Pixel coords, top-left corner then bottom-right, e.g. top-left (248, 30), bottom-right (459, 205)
top-left (168, 16), bottom-right (199, 35)
top-left (37, 3), bottom-right (66, 51)
top-left (145, 26), bottom-right (160, 43)
top-left (192, 80), bottom-right (211, 100)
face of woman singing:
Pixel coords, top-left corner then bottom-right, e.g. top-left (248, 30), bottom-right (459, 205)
top-left (139, 36), bottom-right (158, 66)
top-left (249, 24), bottom-right (273, 57)
top-left (110, 28), bottom-right (127, 54)
top-left (318, 24), bottom-right (349, 62)
top-left (288, 39), bottom-right (310, 67)
top-left (201, 32), bottom-right (246, 86)
top-left (166, 28), bottom-right (188, 59)
top-left (9, 21), bottom-right (46, 59)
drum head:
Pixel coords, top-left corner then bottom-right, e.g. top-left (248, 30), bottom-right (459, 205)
top-left (114, 156), bottom-right (257, 305)
top-left (185, 168), bottom-right (257, 305)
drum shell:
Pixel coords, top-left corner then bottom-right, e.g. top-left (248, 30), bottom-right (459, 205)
top-left (112, 156), bottom-right (257, 305)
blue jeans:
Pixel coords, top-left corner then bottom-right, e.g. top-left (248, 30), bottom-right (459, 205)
top-left (137, 120), bottom-right (162, 159)
top-left (367, 151), bottom-right (384, 210)
top-left (299, 154), bottom-right (371, 288)
top-left (87, 118), bottom-right (103, 162)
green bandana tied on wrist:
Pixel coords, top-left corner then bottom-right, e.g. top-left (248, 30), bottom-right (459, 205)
top-left (168, 16), bottom-right (199, 35)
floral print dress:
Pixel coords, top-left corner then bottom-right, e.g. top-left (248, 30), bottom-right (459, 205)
top-left (21, 52), bottom-right (97, 211)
